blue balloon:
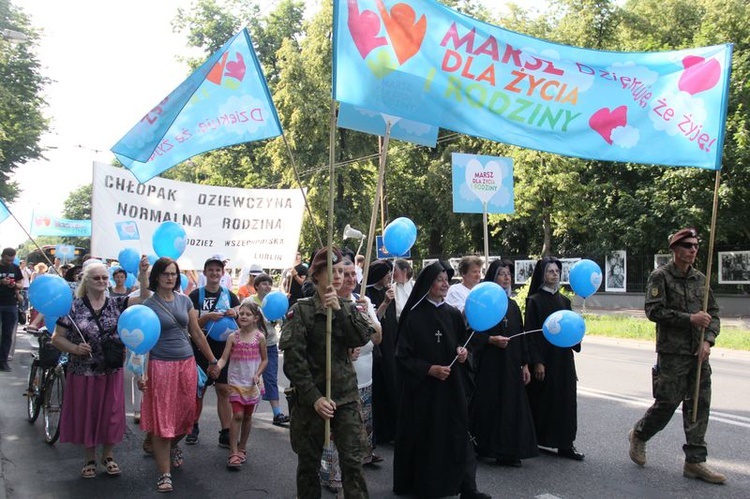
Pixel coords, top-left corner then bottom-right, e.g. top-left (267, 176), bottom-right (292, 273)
top-left (117, 305), bottom-right (161, 354)
top-left (543, 310), bottom-right (586, 348)
top-left (464, 281), bottom-right (508, 332)
top-left (152, 221), bottom-right (187, 259)
top-left (13, 256), bottom-right (20, 265)
top-left (262, 291), bottom-right (290, 321)
top-left (118, 248), bottom-right (141, 275)
top-left (29, 275), bottom-right (73, 317)
top-left (44, 315), bottom-right (59, 331)
top-left (569, 259), bottom-right (603, 298)
top-left (147, 254), bottom-right (158, 266)
top-left (180, 273), bottom-right (189, 291)
top-left (125, 272), bottom-right (137, 288)
top-left (383, 218), bottom-right (417, 257)
top-left (392, 216), bottom-right (417, 237)
top-left (206, 316), bottom-right (238, 342)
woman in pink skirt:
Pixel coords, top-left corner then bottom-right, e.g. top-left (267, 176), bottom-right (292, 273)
top-left (52, 259), bottom-right (150, 479)
top-left (139, 257), bottom-right (219, 493)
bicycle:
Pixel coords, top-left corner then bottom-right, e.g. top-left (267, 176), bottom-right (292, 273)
top-left (24, 328), bottom-right (68, 444)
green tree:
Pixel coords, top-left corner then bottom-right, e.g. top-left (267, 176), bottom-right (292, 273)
top-left (61, 184), bottom-right (92, 250)
top-left (0, 0), bottom-right (49, 202)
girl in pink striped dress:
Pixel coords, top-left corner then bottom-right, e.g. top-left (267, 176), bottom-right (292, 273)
top-left (216, 301), bottom-right (268, 470)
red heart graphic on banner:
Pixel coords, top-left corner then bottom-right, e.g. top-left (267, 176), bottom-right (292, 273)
top-left (678, 56), bottom-right (721, 96)
top-left (589, 106), bottom-right (628, 145)
top-left (382, 2), bottom-right (426, 65)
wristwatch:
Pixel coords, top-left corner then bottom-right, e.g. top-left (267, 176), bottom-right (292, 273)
top-left (209, 359), bottom-right (219, 366)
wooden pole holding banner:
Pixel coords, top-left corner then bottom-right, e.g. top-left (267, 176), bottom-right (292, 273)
top-left (324, 101), bottom-right (337, 446)
top-left (281, 133), bottom-right (324, 248)
top-left (358, 121), bottom-right (393, 296)
top-left (691, 169), bottom-right (721, 422)
top-left (483, 202), bottom-right (489, 273)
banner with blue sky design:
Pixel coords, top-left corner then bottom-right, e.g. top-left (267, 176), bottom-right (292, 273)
top-left (337, 102), bottom-right (439, 147)
top-left (333, 0), bottom-right (732, 170)
top-left (112, 29), bottom-right (282, 183)
top-left (452, 153), bottom-right (514, 214)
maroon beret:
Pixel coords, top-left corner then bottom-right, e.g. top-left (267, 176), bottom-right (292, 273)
top-left (309, 246), bottom-right (344, 278)
top-left (669, 227), bottom-right (699, 248)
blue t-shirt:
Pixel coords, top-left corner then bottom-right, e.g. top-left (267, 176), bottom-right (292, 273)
top-left (144, 292), bottom-right (195, 361)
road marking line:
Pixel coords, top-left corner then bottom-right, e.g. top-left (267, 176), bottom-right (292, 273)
top-left (579, 386), bottom-right (750, 428)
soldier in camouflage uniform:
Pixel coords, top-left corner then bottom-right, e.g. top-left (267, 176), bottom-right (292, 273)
top-left (628, 228), bottom-right (726, 484)
top-left (279, 247), bottom-right (372, 498)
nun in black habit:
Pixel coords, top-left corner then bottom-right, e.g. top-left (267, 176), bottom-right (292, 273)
top-left (365, 259), bottom-right (399, 445)
top-left (525, 256), bottom-right (584, 460)
top-left (469, 260), bottom-right (538, 466)
top-left (393, 261), bottom-right (490, 499)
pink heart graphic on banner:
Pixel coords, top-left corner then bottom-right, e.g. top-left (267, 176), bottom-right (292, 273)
top-left (678, 56), bottom-right (720, 96)
top-left (225, 52), bottom-right (246, 82)
top-left (348, 0), bottom-right (387, 59)
top-left (589, 106), bottom-right (628, 145)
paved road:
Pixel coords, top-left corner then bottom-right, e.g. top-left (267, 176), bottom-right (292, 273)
top-left (1, 329), bottom-right (748, 498)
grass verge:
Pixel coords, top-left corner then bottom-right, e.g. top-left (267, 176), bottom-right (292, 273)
top-left (583, 314), bottom-right (750, 351)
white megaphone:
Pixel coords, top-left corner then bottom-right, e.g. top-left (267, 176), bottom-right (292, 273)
top-left (343, 224), bottom-right (365, 240)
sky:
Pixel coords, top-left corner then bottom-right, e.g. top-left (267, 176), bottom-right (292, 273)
top-left (3, 0), bottom-right (549, 248)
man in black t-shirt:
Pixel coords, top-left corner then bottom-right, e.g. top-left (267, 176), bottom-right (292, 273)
top-left (0, 248), bottom-right (23, 371)
top-left (286, 251), bottom-right (307, 307)
top-left (187, 254), bottom-right (240, 447)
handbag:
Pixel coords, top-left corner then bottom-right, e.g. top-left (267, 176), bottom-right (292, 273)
top-left (84, 297), bottom-right (124, 369)
top-left (101, 337), bottom-right (126, 369)
top-left (152, 294), bottom-right (210, 390)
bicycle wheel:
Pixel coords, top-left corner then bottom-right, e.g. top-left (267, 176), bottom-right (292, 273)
top-left (25, 359), bottom-right (43, 423)
top-left (43, 367), bottom-right (65, 444)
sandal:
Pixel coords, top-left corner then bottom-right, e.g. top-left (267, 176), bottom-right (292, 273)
top-left (227, 452), bottom-right (243, 470)
top-left (238, 449), bottom-right (247, 464)
top-left (101, 457), bottom-right (121, 476)
top-left (170, 446), bottom-right (184, 469)
top-left (81, 461), bottom-right (97, 479)
top-left (156, 473), bottom-right (173, 493)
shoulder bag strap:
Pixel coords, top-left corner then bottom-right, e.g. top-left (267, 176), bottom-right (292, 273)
top-left (82, 296), bottom-right (111, 338)
top-left (151, 294), bottom-right (192, 343)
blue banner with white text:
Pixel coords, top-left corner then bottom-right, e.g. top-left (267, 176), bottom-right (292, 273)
top-left (30, 212), bottom-right (91, 237)
top-left (333, 0), bottom-right (732, 169)
top-left (112, 29), bottom-right (282, 183)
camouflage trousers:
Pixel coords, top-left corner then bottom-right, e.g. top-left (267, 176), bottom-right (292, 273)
top-left (634, 353), bottom-right (712, 463)
top-left (290, 400), bottom-right (368, 499)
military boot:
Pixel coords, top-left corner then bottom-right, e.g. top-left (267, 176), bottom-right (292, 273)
top-left (683, 462), bottom-right (726, 484)
top-left (628, 429), bottom-right (646, 466)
